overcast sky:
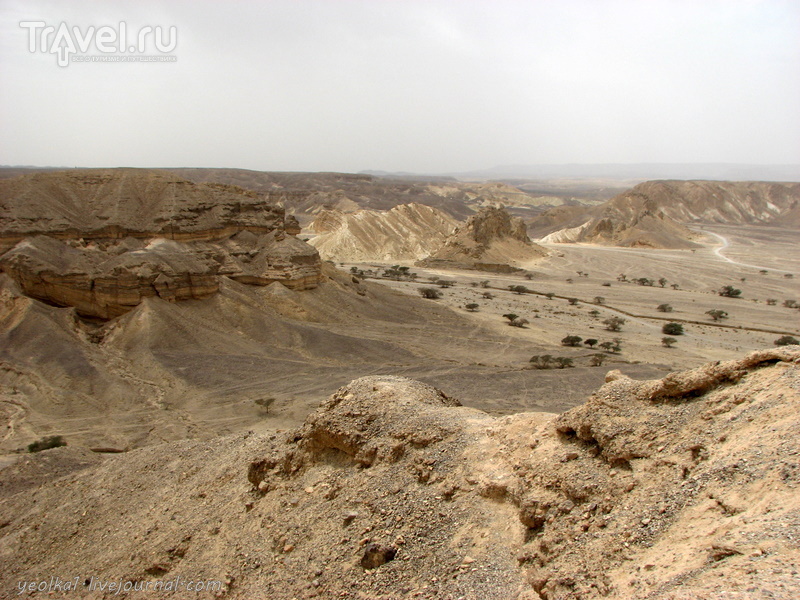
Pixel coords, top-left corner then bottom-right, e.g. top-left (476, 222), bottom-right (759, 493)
top-left (1, 0), bottom-right (798, 173)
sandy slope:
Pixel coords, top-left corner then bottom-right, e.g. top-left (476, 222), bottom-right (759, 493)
top-left (0, 349), bottom-right (798, 599)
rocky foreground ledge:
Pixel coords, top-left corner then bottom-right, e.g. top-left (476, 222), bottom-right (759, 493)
top-left (0, 169), bottom-right (321, 318)
top-left (1, 348), bottom-right (799, 599)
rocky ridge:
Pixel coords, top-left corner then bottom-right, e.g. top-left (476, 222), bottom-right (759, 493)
top-left (420, 206), bottom-right (548, 272)
top-left (1, 348), bottom-right (798, 599)
top-left (0, 169), bottom-right (321, 318)
top-left (308, 203), bottom-right (458, 262)
top-left (531, 180), bottom-right (800, 248)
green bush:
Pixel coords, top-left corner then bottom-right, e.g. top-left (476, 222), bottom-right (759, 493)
top-left (662, 322), bottom-right (684, 335)
top-left (28, 435), bottom-right (66, 453)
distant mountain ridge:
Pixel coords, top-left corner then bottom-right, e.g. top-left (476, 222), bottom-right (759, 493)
top-left (531, 180), bottom-right (800, 248)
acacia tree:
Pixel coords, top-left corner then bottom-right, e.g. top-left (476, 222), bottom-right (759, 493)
top-left (657, 303), bottom-right (673, 312)
top-left (465, 303), bottom-right (479, 312)
top-left (662, 322), bottom-right (684, 335)
top-left (584, 338), bottom-right (598, 348)
top-left (555, 357), bottom-right (574, 369)
top-left (706, 309), bottom-right (728, 321)
top-left (603, 316), bottom-right (626, 332)
top-left (561, 335), bottom-right (583, 347)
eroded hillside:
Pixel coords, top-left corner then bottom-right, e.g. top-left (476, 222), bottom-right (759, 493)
top-left (308, 204), bottom-right (458, 262)
top-left (531, 180), bottom-right (800, 248)
top-left (1, 348), bottom-right (798, 599)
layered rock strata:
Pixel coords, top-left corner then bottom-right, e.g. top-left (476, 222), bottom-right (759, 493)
top-left (0, 169), bottom-right (321, 318)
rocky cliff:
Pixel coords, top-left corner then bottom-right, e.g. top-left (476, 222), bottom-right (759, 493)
top-left (0, 169), bottom-right (321, 318)
top-left (1, 348), bottom-right (798, 599)
top-left (420, 206), bottom-right (547, 271)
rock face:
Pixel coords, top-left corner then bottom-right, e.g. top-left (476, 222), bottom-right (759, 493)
top-left (420, 205), bottom-right (547, 271)
top-left (2, 349), bottom-right (799, 599)
top-left (0, 169), bottom-right (321, 318)
top-left (308, 203), bottom-right (458, 262)
top-left (531, 180), bottom-right (800, 248)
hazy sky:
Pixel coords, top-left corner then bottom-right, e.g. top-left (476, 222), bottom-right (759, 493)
top-left (1, 0), bottom-right (799, 173)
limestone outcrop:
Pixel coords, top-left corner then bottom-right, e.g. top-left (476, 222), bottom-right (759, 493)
top-left (308, 203), bottom-right (458, 262)
top-left (3, 350), bottom-right (799, 599)
top-left (0, 169), bottom-right (321, 318)
top-left (419, 205), bottom-right (547, 271)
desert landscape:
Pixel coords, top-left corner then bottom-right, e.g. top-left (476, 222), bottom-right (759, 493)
top-left (0, 165), bottom-right (798, 599)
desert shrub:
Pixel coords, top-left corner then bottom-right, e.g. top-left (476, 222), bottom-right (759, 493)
top-left (603, 316), bottom-right (626, 332)
top-left (774, 335), bottom-right (799, 346)
top-left (465, 303), bottom-right (479, 312)
top-left (662, 337), bottom-right (677, 348)
top-left (554, 357), bottom-right (574, 369)
top-left (718, 285), bottom-right (742, 298)
top-left (657, 303), bottom-right (673, 312)
top-left (568, 298), bottom-right (579, 305)
top-left (706, 309), bottom-right (728, 321)
top-left (589, 354), bottom-right (605, 367)
top-left (418, 287), bottom-right (442, 299)
top-left (28, 435), bottom-right (66, 453)
top-left (530, 355), bottom-right (556, 369)
top-left (509, 317), bottom-right (529, 328)
top-left (662, 322), bottom-right (684, 335)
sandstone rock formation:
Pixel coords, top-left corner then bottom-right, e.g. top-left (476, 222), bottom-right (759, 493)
top-left (531, 180), bottom-right (800, 248)
top-left (308, 203), bottom-right (458, 262)
top-left (1, 349), bottom-right (798, 599)
top-left (420, 205), bottom-right (548, 271)
top-left (0, 169), bottom-right (321, 318)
